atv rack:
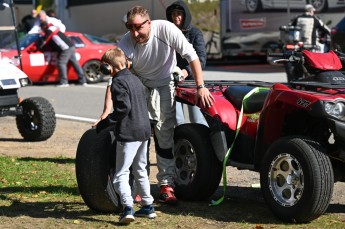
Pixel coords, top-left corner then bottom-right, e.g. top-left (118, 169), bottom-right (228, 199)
top-left (177, 80), bottom-right (275, 91)
top-left (290, 81), bottom-right (345, 90)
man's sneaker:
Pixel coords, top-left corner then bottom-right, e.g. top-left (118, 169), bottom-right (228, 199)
top-left (119, 206), bottom-right (135, 224)
top-left (134, 205), bottom-right (157, 219)
top-left (158, 185), bottom-right (178, 205)
top-left (56, 83), bottom-right (69, 87)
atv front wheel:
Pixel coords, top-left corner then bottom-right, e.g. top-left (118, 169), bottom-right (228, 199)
top-left (16, 97), bottom-right (56, 141)
top-left (75, 128), bottom-right (121, 213)
top-left (174, 123), bottom-right (222, 200)
top-left (260, 137), bottom-right (334, 223)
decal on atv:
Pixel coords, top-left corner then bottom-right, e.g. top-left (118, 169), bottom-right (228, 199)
top-left (297, 98), bottom-right (311, 108)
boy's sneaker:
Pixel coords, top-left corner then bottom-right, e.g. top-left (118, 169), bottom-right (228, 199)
top-left (134, 205), bottom-right (157, 219)
top-left (158, 185), bottom-right (178, 205)
top-left (119, 206), bottom-right (135, 224)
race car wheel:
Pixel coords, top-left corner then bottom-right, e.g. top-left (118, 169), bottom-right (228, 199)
top-left (76, 127), bottom-right (122, 213)
top-left (245, 0), bottom-right (262, 12)
top-left (260, 136), bottom-right (334, 223)
top-left (174, 123), bottom-right (222, 201)
top-left (16, 97), bottom-right (56, 141)
top-left (83, 60), bottom-right (103, 83)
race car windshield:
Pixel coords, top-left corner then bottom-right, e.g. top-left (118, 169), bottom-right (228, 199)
top-left (84, 33), bottom-right (115, 45)
top-left (1, 33), bottom-right (41, 50)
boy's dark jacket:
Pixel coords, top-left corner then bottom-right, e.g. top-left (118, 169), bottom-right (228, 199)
top-left (102, 68), bottom-right (150, 142)
top-left (166, 0), bottom-right (206, 80)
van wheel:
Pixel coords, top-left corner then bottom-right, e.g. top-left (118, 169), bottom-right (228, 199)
top-left (245, 0), bottom-right (263, 12)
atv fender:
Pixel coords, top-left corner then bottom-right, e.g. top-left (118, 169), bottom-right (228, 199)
top-left (210, 130), bottom-right (228, 162)
top-left (204, 94), bottom-right (238, 131)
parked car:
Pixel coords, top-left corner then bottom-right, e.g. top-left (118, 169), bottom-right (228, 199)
top-left (241, 0), bottom-right (345, 13)
top-left (222, 32), bottom-right (280, 59)
top-left (331, 16), bottom-right (345, 52)
top-left (0, 32), bottom-right (116, 84)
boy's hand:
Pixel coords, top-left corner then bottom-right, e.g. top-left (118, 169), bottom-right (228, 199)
top-left (96, 118), bottom-right (110, 133)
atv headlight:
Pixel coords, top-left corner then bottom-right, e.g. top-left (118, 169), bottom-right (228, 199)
top-left (324, 102), bottom-right (345, 119)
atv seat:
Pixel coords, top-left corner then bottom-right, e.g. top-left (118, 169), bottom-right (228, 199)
top-left (223, 86), bottom-right (269, 113)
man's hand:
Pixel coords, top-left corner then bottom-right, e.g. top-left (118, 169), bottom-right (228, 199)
top-left (196, 87), bottom-right (214, 108)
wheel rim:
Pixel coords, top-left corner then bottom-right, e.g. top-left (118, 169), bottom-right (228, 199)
top-left (310, 0), bottom-right (325, 11)
top-left (83, 61), bottom-right (102, 83)
top-left (174, 139), bottom-right (197, 185)
top-left (268, 153), bottom-right (304, 207)
top-left (22, 108), bottom-right (39, 131)
top-left (246, 0), bottom-right (258, 12)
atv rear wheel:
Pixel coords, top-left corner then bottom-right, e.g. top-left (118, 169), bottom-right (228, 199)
top-left (174, 123), bottom-right (222, 200)
top-left (16, 97), bottom-right (56, 141)
top-left (260, 137), bottom-right (334, 223)
top-left (75, 128), bottom-right (121, 213)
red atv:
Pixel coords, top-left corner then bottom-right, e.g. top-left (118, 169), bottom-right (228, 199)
top-left (75, 49), bottom-right (345, 223)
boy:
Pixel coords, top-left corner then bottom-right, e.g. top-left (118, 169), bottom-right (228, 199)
top-left (96, 48), bottom-right (156, 224)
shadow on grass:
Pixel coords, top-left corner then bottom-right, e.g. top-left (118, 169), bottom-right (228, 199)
top-left (0, 186), bottom-right (79, 196)
top-left (0, 184), bottom-right (344, 225)
top-left (0, 199), bottom-right (115, 224)
top-left (17, 157), bottom-right (75, 164)
top-left (0, 137), bottom-right (26, 142)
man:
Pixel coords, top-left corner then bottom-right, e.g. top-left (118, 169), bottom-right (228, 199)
top-left (96, 5), bottom-right (214, 205)
top-left (21, 9), bottom-right (38, 33)
top-left (39, 21), bottom-right (87, 86)
top-left (286, 4), bottom-right (331, 82)
top-left (290, 4), bottom-right (330, 51)
top-left (29, 10), bottom-right (66, 34)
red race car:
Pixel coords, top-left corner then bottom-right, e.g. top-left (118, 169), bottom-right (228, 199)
top-left (0, 32), bottom-right (116, 84)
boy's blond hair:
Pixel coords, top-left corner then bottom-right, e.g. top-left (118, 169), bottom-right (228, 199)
top-left (101, 47), bottom-right (126, 69)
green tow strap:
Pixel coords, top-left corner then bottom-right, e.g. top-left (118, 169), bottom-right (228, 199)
top-left (209, 87), bottom-right (269, 206)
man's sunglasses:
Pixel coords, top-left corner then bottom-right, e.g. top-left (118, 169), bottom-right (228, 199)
top-left (125, 20), bottom-right (149, 31)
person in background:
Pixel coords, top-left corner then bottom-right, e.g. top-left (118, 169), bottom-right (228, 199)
top-left (39, 21), bottom-right (87, 87)
top-left (29, 10), bottom-right (66, 34)
top-left (290, 4), bottom-right (330, 52)
top-left (46, 9), bottom-right (57, 18)
top-left (21, 9), bottom-right (38, 33)
top-left (166, 0), bottom-right (208, 126)
top-left (96, 48), bottom-right (156, 224)
top-left (285, 4), bottom-right (331, 82)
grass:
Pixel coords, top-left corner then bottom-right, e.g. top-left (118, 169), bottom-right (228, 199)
top-left (0, 155), bottom-right (344, 228)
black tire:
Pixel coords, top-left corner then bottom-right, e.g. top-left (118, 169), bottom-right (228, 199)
top-left (16, 97), bottom-right (56, 142)
top-left (174, 124), bottom-right (222, 200)
top-left (245, 0), bottom-right (262, 13)
top-left (260, 136), bottom-right (334, 223)
top-left (83, 60), bottom-right (103, 84)
top-left (75, 128), bottom-right (121, 213)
